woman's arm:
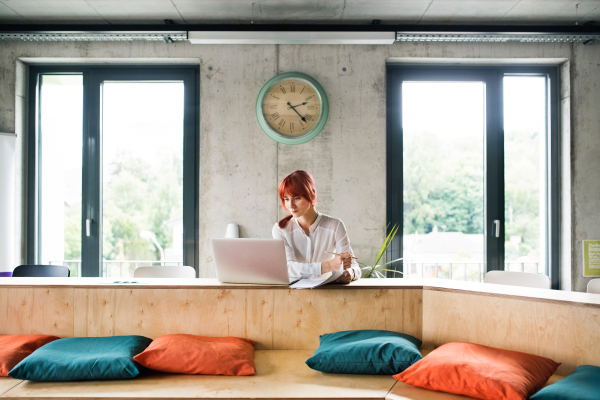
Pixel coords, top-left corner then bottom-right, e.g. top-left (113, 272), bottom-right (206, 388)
top-left (334, 220), bottom-right (361, 281)
top-left (272, 225), bottom-right (338, 279)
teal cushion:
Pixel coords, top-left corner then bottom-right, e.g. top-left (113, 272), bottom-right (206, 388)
top-left (530, 365), bottom-right (600, 400)
top-left (9, 335), bottom-right (152, 381)
top-left (306, 330), bottom-right (422, 375)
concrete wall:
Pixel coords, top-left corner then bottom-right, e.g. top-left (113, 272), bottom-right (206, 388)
top-left (0, 40), bottom-right (598, 291)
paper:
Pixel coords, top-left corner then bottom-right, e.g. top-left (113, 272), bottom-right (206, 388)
top-left (290, 270), bottom-right (344, 289)
top-left (583, 240), bottom-right (600, 277)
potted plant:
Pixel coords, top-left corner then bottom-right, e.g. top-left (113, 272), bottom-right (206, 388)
top-left (359, 224), bottom-right (403, 278)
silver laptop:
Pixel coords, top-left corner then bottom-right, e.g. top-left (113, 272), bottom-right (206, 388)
top-left (211, 238), bottom-right (293, 285)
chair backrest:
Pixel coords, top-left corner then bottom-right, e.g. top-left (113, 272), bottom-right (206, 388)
top-left (587, 278), bottom-right (600, 294)
top-left (483, 270), bottom-right (550, 289)
top-left (133, 265), bottom-right (196, 278)
top-left (12, 265), bottom-right (70, 278)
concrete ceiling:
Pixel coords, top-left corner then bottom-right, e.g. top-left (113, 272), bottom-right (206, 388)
top-left (0, 0), bottom-right (599, 26)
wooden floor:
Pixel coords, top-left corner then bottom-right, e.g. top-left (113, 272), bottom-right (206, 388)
top-left (0, 350), bottom-right (397, 400)
top-left (0, 349), bottom-right (566, 400)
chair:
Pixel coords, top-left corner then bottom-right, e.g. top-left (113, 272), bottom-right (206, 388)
top-left (483, 270), bottom-right (550, 289)
top-left (587, 278), bottom-right (600, 294)
top-left (12, 265), bottom-right (70, 277)
top-left (133, 265), bottom-right (196, 278)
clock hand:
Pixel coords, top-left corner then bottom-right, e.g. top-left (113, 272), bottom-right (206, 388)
top-left (287, 102), bottom-right (307, 122)
top-left (291, 102), bottom-right (308, 108)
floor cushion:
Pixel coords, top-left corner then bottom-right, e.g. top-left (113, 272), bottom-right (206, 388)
top-left (134, 334), bottom-right (256, 376)
top-left (0, 335), bottom-right (60, 376)
top-left (394, 342), bottom-right (560, 400)
top-left (306, 329), bottom-right (422, 375)
top-left (9, 335), bottom-right (152, 381)
top-left (530, 365), bottom-right (600, 400)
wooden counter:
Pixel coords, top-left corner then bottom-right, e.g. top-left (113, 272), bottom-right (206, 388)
top-left (1, 278), bottom-right (599, 375)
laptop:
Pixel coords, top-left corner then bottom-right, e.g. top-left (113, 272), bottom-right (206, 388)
top-left (211, 238), bottom-right (295, 285)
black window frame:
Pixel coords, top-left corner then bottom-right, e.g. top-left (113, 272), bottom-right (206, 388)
top-left (27, 65), bottom-right (200, 277)
top-left (386, 65), bottom-right (560, 289)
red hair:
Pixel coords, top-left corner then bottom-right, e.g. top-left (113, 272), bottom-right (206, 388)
top-left (277, 170), bottom-right (317, 229)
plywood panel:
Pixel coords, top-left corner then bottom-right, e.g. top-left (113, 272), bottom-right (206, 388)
top-left (4, 289), bottom-right (33, 335)
top-left (2, 288), bottom-right (73, 337)
top-left (76, 288), bottom-right (116, 337)
top-left (422, 289), bottom-right (600, 375)
top-left (246, 289), bottom-right (274, 350)
top-left (273, 289), bottom-right (422, 349)
top-left (0, 289), bottom-right (8, 334)
top-left (72, 288), bottom-right (87, 337)
top-left (1, 350), bottom-right (396, 399)
top-left (31, 288), bottom-right (73, 337)
top-left (111, 289), bottom-right (248, 341)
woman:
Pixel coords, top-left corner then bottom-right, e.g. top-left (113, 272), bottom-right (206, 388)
top-left (272, 170), bottom-right (361, 284)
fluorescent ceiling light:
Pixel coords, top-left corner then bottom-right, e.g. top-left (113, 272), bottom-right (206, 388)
top-left (397, 32), bottom-right (600, 44)
top-left (0, 31), bottom-right (187, 42)
top-left (188, 31), bottom-right (396, 45)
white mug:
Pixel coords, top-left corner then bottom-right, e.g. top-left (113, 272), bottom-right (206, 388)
top-left (225, 223), bottom-right (240, 238)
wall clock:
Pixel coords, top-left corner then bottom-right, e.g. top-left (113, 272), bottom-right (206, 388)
top-left (256, 72), bottom-right (329, 145)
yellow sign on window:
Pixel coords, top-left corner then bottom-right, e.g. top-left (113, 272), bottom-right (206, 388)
top-left (583, 240), bottom-right (600, 277)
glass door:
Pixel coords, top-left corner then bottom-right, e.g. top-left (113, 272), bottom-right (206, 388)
top-left (100, 81), bottom-right (185, 278)
top-left (30, 66), bottom-right (199, 277)
top-left (386, 65), bottom-right (559, 287)
top-left (37, 74), bottom-right (83, 276)
top-left (402, 81), bottom-right (486, 281)
top-left (386, 67), bottom-right (504, 281)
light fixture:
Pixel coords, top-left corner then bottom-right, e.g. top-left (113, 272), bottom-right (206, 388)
top-left (0, 31), bottom-right (187, 42)
top-left (188, 31), bottom-right (396, 45)
top-left (396, 32), bottom-right (600, 44)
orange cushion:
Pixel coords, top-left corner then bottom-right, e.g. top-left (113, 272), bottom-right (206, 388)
top-left (394, 342), bottom-right (560, 400)
top-left (133, 334), bottom-right (256, 376)
top-left (0, 335), bottom-right (60, 376)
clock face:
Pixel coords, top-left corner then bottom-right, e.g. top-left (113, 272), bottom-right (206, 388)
top-left (256, 72), bottom-right (329, 145)
top-left (262, 79), bottom-right (321, 137)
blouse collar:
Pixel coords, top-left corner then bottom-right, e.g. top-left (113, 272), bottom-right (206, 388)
top-left (293, 211), bottom-right (322, 233)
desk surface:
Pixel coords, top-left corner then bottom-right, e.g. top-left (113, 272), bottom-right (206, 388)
top-left (1, 277), bottom-right (599, 308)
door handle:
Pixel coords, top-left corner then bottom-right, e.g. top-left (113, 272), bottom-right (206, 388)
top-left (86, 219), bottom-right (94, 237)
top-left (493, 220), bottom-right (500, 238)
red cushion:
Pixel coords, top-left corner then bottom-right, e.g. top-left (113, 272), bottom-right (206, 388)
top-left (0, 335), bottom-right (60, 376)
top-left (134, 334), bottom-right (256, 376)
top-left (394, 342), bottom-right (560, 400)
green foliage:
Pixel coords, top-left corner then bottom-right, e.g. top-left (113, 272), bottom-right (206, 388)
top-left (63, 149), bottom-right (183, 263)
top-left (403, 125), bottom-right (542, 262)
top-left (403, 130), bottom-right (484, 236)
top-left (359, 224), bottom-right (403, 279)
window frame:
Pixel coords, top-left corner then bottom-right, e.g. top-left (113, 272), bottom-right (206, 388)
top-left (27, 65), bottom-right (200, 277)
top-left (386, 65), bottom-right (560, 289)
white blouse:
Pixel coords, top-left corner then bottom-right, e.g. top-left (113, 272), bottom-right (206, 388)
top-left (272, 212), bottom-right (361, 281)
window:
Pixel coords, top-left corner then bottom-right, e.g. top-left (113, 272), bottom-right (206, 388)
top-left (386, 65), bottom-right (559, 288)
top-left (28, 66), bottom-right (199, 277)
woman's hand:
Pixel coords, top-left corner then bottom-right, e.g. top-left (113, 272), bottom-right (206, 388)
top-left (333, 270), bottom-right (352, 284)
top-left (333, 252), bottom-right (353, 284)
top-left (321, 254), bottom-right (343, 274)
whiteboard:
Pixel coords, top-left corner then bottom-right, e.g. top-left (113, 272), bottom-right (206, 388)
top-left (0, 133), bottom-right (15, 272)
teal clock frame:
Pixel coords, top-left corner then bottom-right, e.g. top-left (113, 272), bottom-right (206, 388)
top-left (256, 72), bottom-right (329, 145)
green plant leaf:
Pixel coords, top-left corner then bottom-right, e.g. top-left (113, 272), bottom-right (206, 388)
top-left (364, 224), bottom-right (401, 279)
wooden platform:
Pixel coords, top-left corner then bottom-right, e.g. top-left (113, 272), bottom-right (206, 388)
top-left (0, 350), bottom-right (565, 400)
top-left (0, 350), bottom-right (397, 400)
